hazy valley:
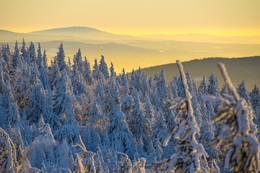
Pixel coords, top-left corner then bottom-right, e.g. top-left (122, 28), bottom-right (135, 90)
top-left (1, 26), bottom-right (260, 73)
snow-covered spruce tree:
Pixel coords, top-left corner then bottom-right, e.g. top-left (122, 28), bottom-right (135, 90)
top-left (53, 72), bottom-right (85, 151)
top-left (25, 131), bottom-right (57, 171)
top-left (198, 77), bottom-right (216, 148)
top-left (151, 110), bottom-right (173, 161)
top-left (25, 72), bottom-right (48, 124)
top-left (36, 43), bottom-right (50, 92)
top-left (206, 63), bottom-right (260, 172)
top-left (207, 73), bottom-right (219, 96)
top-left (0, 127), bottom-right (18, 173)
top-left (110, 62), bottom-right (116, 78)
top-left (119, 68), bottom-right (130, 98)
top-left (186, 71), bottom-right (196, 96)
top-left (156, 70), bottom-right (167, 100)
top-left (94, 146), bottom-right (109, 173)
top-left (107, 80), bottom-right (135, 160)
top-left (220, 84), bottom-right (230, 97)
top-left (8, 127), bottom-right (25, 166)
top-left (0, 60), bottom-right (20, 129)
top-left (42, 49), bottom-right (48, 71)
top-left (93, 58), bottom-right (103, 80)
top-left (83, 57), bottom-right (93, 85)
top-left (11, 41), bottom-right (23, 74)
top-left (48, 59), bottom-right (60, 90)
top-left (176, 76), bottom-right (185, 98)
top-left (52, 70), bottom-right (84, 147)
top-left (21, 39), bottom-right (26, 60)
top-left (82, 125), bottom-right (101, 152)
top-left (130, 90), bottom-right (154, 162)
top-left (144, 94), bottom-right (154, 122)
top-left (129, 67), bottom-right (144, 92)
top-left (249, 85), bottom-right (260, 137)
top-left (99, 55), bottom-right (109, 80)
top-left (250, 85), bottom-right (260, 115)
top-left (149, 60), bottom-right (209, 172)
top-left (74, 49), bottom-right (84, 74)
top-left (198, 76), bottom-right (207, 96)
top-left (21, 40), bottom-right (30, 65)
top-left (1, 43), bottom-right (11, 70)
top-left (28, 42), bottom-right (37, 64)
top-left (71, 57), bottom-right (87, 96)
top-left (67, 57), bottom-right (72, 71)
top-left (139, 73), bottom-right (150, 101)
top-left (53, 71), bottom-right (75, 124)
top-left (169, 77), bottom-right (178, 98)
top-left (94, 80), bottom-right (106, 113)
top-left (237, 81), bottom-right (250, 103)
top-left (56, 43), bottom-right (67, 71)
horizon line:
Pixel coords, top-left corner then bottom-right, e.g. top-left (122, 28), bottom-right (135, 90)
top-left (1, 26), bottom-right (260, 37)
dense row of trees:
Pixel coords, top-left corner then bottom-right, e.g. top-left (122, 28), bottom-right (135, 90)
top-left (0, 40), bottom-right (259, 172)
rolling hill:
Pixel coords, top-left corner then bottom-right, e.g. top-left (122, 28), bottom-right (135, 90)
top-left (1, 27), bottom-right (260, 74)
top-left (141, 56), bottom-right (260, 90)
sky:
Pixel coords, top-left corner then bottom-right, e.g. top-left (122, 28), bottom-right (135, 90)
top-left (1, 0), bottom-right (260, 36)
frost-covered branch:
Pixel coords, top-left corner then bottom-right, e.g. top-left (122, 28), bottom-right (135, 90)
top-left (207, 63), bottom-right (260, 172)
top-left (152, 60), bottom-right (209, 173)
top-left (218, 63), bottom-right (240, 101)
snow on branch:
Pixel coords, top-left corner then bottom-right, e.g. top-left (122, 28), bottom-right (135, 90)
top-left (218, 63), bottom-right (240, 101)
top-left (151, 60), bottom-right (209, 172)
top-left (207, 63), bottom-right (260, 172)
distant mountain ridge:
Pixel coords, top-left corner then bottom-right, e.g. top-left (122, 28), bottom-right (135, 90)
top-left (1, 27), bottom-right (260, 75)
top-left (141, 56), bottom-right (260, 90)
top-left (0, 26), bottom-right (135, 42)
top-left (29, 26), bottom-right (106, 34)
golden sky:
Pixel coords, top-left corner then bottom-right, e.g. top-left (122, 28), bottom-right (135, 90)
top-left (1, 0), bottom-right (260, 36)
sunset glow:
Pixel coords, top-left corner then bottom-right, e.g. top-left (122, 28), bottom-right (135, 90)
top-left (1, 0), bottom-right (260, 37)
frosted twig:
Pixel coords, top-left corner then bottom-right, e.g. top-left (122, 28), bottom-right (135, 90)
top-left (218, 63), bottom-right (240, 101)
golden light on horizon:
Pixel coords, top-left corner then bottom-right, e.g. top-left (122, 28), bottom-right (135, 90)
top-left (1, 0), bottom-right (260, 73)
top-left (1, 0), bottom-right (260, 37)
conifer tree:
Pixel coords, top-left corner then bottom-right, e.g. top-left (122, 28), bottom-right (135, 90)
top-left (250, 85), bottom-right (260, 132)
top-left (0, 128), bottom-right (18, 173)
top-left (53, 72), bottom-right (76, 125)
top-left (83, 57), bottom-right (93, 85)
top-left (208, 73), bottom-right (219, 96)
top-left (29, 42), bottom-right (37, 64)
top-left (74, 49), bottom-right (84, 73)
top-left (56, 43), bottom-right (67, 71)
top-left (48, 59), bottom-right (60, 90)
top-left (26, 73), bottom-right (48, 124)
top-left (99, 55), bottom-right (109, 79)
top-left (110, 62), bottom-right (116, 77)
top-left (198, 76), bottom-right (207, 96)
top-left (238, 80), bottom-right (250, 103)
top-left (0, 60), bottom-right (20, 129)
top-left (11, 41), bottom-right (22, 73)
top-left (1, 43), bottom-right (11, 68)
top-left (71, 59), bottom-right (87, 96)
top-left (107, 80), bottom-right (135, 159)
top-left (130, 90), bottom-right (153, 161)
top-left (169, 77), bottom-right (178, 98)
top-left (21, 39), bottom-right (27, 63)
top-left (93, 58), bottom-right (102, 80)
top-left (37, 43), bottom-right (50, 92)
top-left (42, 49), bottom-right (48, 70)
